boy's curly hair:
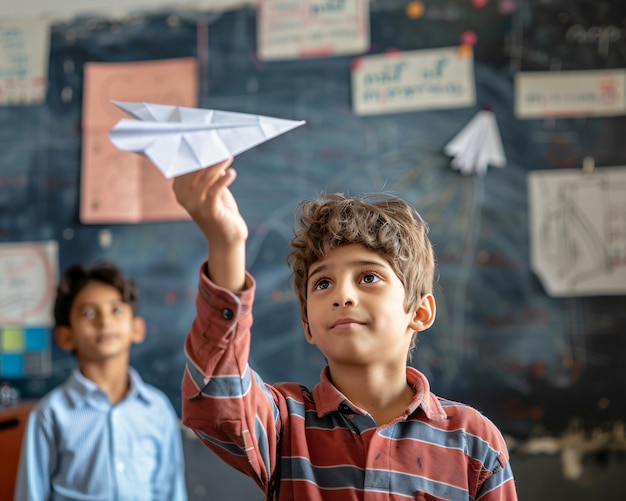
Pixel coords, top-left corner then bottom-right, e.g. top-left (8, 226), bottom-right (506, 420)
top-left (287, 193), bottom-right (435, 353)
top-left (54, 261), bottom-right (139, 328)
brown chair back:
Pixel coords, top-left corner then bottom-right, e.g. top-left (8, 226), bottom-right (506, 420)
top-left (0, 401), bottom-right (36, 501)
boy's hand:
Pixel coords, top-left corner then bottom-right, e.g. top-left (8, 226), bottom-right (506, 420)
top-left (173, 158), bottom-right (248, 246)
top-left (173, 158), bottom-right (248, 290)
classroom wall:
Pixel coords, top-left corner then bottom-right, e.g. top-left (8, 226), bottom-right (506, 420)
top-left (1, 1), bottom-right (626, 500)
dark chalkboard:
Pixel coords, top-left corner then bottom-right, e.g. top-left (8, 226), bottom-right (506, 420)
top-left (2, 1), bottom-right (626, 452)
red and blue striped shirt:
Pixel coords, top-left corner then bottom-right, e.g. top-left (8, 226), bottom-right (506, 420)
top-left (182, 268), bottom-right (518, 500)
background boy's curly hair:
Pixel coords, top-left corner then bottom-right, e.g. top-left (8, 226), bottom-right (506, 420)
top-left (287, 193), bottom-right (436, 334)
top-left (53, 261), bottom-right (139, 328)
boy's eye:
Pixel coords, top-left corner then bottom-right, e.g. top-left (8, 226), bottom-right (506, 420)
top-left (82, 309), bottom-right (96, 320)
top-left (314, 279), bottom-right (332, 291)
top-left (361, 273), bottom-right (380, 284)
top-left (113, 306), bottom-right (124, 316)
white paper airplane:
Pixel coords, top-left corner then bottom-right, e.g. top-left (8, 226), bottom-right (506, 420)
top-left (444, 109), bottom-right (506, 176)
top-left (109, 101), bottom-right (306, 178)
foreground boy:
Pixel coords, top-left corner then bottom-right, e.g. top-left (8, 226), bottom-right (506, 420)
top-left (15, 262), bottom-right (187, 501)
top-left (174, 158), bottom-right (517, 500)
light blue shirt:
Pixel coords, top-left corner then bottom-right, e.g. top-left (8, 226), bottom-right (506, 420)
top-left (14, 367), bottom-right (187, 501)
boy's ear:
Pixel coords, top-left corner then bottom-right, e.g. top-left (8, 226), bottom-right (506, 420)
top-left (131, 316), bottom-right (147, 344)
top-left (302, 319), bottom-right (315, 345)
top-left (54, 326), bottom-right (75, 352)
top-left (409, 293), bottom-right (436, 332)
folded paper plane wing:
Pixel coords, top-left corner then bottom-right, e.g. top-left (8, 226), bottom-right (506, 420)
top-left (444, 109), bottom-right (506, 176)
top-left (109, 101), bottom-right (306, 178)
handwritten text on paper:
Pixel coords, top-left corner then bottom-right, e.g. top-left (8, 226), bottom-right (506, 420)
top-left (515, 69), bottom-right (626, 119)
top-left (0, 18), bottom-right (50, 105)
top-left (258, 0), bottom-right (369, 61)
top-left (351, 46), bottom-right (476, 116)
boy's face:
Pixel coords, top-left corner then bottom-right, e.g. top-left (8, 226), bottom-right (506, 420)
top-left (303, 244), bottom-right (435, 367)
top-left (55, 281), bottom-right (145, 362)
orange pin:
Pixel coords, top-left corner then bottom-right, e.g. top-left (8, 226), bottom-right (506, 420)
top-left (406, 2), bottom-right (425, 19)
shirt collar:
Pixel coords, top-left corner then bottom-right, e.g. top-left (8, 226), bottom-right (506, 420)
top-left (312, 365), bottom-right (448, 422)
top-left (65, 366), bottom-right (153, 409)
top-left (126, 366), bottom-right (153, 404)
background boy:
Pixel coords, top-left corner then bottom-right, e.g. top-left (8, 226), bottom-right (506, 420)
top-left (173, 158), bottom-right (517, 500)
top-left (15, 262), bottom-right (187, 501)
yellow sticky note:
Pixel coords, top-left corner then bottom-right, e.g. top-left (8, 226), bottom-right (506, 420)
top-left (1, 326), bottom-right (24, 352)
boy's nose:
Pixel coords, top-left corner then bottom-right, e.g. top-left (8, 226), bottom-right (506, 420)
top-left (95, 311), bottom-right (113, 325)
top-left (332, 282), bottom-right (357, 307)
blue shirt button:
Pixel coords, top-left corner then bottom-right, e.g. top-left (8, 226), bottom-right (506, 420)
top-left (222, 308), bottom-right (234, 320)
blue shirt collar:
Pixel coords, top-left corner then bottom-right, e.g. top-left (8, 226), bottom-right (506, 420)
top-left (65, 366), bottom-right (153, 409)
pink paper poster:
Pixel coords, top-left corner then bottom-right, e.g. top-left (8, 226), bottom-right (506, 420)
top-left (81, 58), bottom-right (198, 223)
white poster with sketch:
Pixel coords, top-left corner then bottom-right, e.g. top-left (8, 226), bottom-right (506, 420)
top-left (0, 17), bottom-right (51, 105)
top-left (351, 46), bottom-right (476, 116)
top-left (257, 0), bottom-right (369, 61)
top-left (528, 167), bottom-right (626, 296)
top-left (0, 240), bottom-right (58, 325)
top-left (515, 69), bottom-right (626, 119)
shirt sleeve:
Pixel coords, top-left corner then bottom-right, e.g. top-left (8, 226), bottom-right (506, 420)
top-left (153, 397), bottom-right (188, 501)
top-left (437, 396), bottom-right (518, 501)
top-left (181, 263), bottom-right (280, 493)
top-left (476, 465), bottom-right (518, 501)
top-left (14, 404), bottom-right (55, 501)
top-left (471, 413), bottom-right (518, 501)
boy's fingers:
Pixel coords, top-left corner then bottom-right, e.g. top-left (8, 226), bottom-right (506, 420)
top-left (173, 157), bottom-right (235, 198)
top-left (210, 166), bottom-right (238, 193)
top-left (195, 157), bottom-right (235, 185)
top-left (197, 158), bottom-right (235, 192)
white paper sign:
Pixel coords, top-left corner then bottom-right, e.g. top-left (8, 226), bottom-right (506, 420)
top-left (528, 167), bottom-right (626, 296)
top-left (258, 0), bottom-right (369, 61)
top-left (0, 18), bottom-right (50, 105)
top-left (0, 240), bottom-right (58, 325)
top-left (351, 46), bottom-right (476, 116)
top-left (515, 69), bottom-right (626, 119)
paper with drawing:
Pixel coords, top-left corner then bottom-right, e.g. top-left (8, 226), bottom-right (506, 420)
top-left (528, 166), bottom-right (626, 296)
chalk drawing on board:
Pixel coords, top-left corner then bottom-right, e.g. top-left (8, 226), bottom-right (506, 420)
top-left (507, 1), bottom-right (626, 72)
top-left (528, 167), bottom-right (626, 296)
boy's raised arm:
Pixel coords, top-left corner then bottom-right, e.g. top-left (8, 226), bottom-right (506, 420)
top-left (172, 158), bottom-right (248, 291)
top-left (173, 159), bottom-right (279, 490)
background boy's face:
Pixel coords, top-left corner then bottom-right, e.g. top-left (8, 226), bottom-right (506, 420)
top-left (55, 281), bottom-right (145, 362)
top-left (302, 244), bottom-right (434, 368)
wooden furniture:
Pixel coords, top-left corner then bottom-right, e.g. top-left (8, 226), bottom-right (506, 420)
top-left (0, 401), bottom-right (36, 501)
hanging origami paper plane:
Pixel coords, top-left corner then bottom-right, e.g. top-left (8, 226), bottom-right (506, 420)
top-left (109, 101), bottom-right (306, 178)
top-left (444, 108), bottom-right (506, 176)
